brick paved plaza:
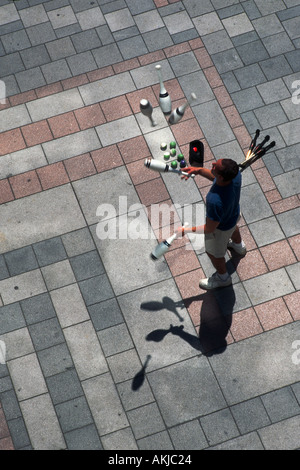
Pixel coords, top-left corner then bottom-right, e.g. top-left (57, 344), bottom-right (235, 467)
top-left (0, 0), bottom-right (299, 451)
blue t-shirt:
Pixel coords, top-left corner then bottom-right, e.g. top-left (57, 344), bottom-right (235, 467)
top-left (206, 172), bottom-right (241, 231)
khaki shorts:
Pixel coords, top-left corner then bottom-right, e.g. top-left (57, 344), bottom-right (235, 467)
top-left (205, 225), bottom-right (237, 258)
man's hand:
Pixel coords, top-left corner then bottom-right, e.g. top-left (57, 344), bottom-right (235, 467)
top-left (180, 166), bottom-right (199, 180)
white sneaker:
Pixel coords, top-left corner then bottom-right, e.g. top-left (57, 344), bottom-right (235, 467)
top-left (228, 239), bottom-right (247, 256)
top-left (199, 272), bottom-right (232, 290)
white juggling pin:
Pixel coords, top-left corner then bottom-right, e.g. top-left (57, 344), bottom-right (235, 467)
top-left (169, 93), bottom-right (197, 125)
top-left (144, 158), bottom-right (195, 178)
top-left (151, 223), bottom-right (189, 260)
top-left (155, 65), bottom-right (171, 115)
top-left (140, 99), bottom-right (157, 126)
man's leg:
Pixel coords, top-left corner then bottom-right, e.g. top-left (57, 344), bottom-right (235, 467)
top-left (207, 252), bottom-right (227, 274)
top-left (230, 225), bottom-right (242, 244)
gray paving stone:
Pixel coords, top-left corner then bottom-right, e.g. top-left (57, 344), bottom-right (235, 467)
top-left (0, 4), bottom-right (20, 26)
top-left (0, 303), bottom-right (25, 335)
top-left (248, 216), bottom-right (285, 247)
top-left (257, 78), bottom-right (290, 104)
top-left (209, 322), bottom-right (300, 405)
top-left (258, 415), bottom-right (300, 450)
top-left (274, 169), bottom-right (300, 198)
top-left (169, 51), bottom-right (200, 77)
top-left (107, 349), bottom-right (143, 383)
top-left (286, 262), bottom-right (300, 290)
top-left (252, 13), bottom-right (284, 38)
top-left (202, 29), bottom-right (233, 54)
top-left (116, 377), bottom-right (154, 412)
top-left (79, 274), bottom-right (114, 306)
top-left (55, 396), bottom-right (93, 433)
top-left (61, 228), bottom-right (95, 257)
top-left (211, 47), bottom-right (243, 74)
top-left (8, 352), bottom-right (48, 401)
top-left (28, 317), bottom-right (65, 351)
top-left (26, 88), bottom-right (84, 121)
top-left (76, 7), bottom-right (106, 30)
top-left (222, 12), bottom-right (254, 37)
top-left (41, 260), bottom-right (76, 291)
top-left (67, 50), bottom-right (97, 75)
top-left (0, 389), bottom-right (21, 421)
top-left (286, 49), bottom-right (300, 72)
top-left (0, 52), bottom-right (24, 78)
top-left (96, 24), bottom-right (114, 44)
top-left (37, 343), bottom-right (74, 377)
top-left (125, 0), bottom-right (156, 15)
top-left (20, 293), bottom-right (56, 325)
top-left (233, 63), bottom-right (267, 88)
top-left (19, 4), bottom-right (48, 28)
top-left (50, 283), bottom-right (89, 328)
top-left (46, 369), bottom-right (83, 405)
top-left (69, 250), bottom-right (104, 282)
top-left (47, 6), bottom-right (77, 30)
top-left (41, 58), bottom-right (72, 83)
top-left (254, 0), bottom-right (286, 15)
top-left (73, 167), bottom-right (140, 226)
top-left (231, 397), bottom-right (271, 434)
top-left (63, 320), bottom-right (108, 380)
top-left (15, 67), bottom-right (47, 92)
top-left (260, 55), bottom-right (293, 80)
top-left (261, 387), bottom-right (300, 423)
top-left (148, 356), bottom-right (226, 427)
top-left (193, 100), bottom-right (235, 147)
top-left (127, 402), bottom-right (165, 440)
top-left (45, 37), bottom-right (76, 61)
top-left (163, 11), bottom-right (194, 35)
top-left (244, 268), bottom-right (294, 305)
top-left (0, 103), bottom-right (31, 133)
top-left (7, 416), bottom-right (31, 449)
top-left (64, 424), bottom-right (103, 450)
top-left (277, 208), bottom-right (300, 238)
top-left (135, 9), bottom-right (164, 33)
top-left (240, 183), bottom-right (272, 224)
top-left (236, 40), bottom-right (269, 65)
top-left (43, 128), bottom-right (101, 163)
top-left (20, 44), bottom-right (51, 68)
top-left (104, 7), bottom-right (134, 32)
top-left (209, 431), bottom-right (264, 450)
top-left (1, 29), bottom-right (31, 54)
top-left (26, 22), bottom-right (56, 46)
top-left (88, 298), bottom-right (124, 331)
top-left (169, 419), bottom-right (208, 450)
top-left (0, 270), bottom-right (47, 305)
top-left (200, 408), bottom-right (239, 446)
top-left (4, 246), bottom-right (38, 277)
top-left (231, 30), bottom-right (259, 46)
top-left (231, 87), bottom-right (264, 113)
top-left (283, 17), bottom-right (300, 39)
top-left (143, 28), bottom-right (173, 52)
top-left (70, 29), bottom-right (101, 53)
top-left (254, 102), bottom-right (288, 128)
top-left (279, 119), bottom-right (300, 146)
top-left (101, 427), bottom-right (137, 451)
top-left (118, 36), bottom-right (148, 60)
top-left (20, 393), bottom-right (65, 450)
top-left (137, 430), bottom-right (174, 450)
top-left (92, 43), bottom-right (123, 68)
top-left (263, 32), bottom-right (295, 57)
top-left (33, 237), bottom-right (67, 268)
top-left (97, 323), bottom-right (133, 357)
top-left (0, 255), bottom-right (9, 281)
top-left (79, 71), bottom-right (136, 105)
top-left (82, 372), bottom-right (129, 435)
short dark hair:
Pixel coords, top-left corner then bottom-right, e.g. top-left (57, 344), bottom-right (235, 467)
top-left (219, 159), bottom-right (239, 181)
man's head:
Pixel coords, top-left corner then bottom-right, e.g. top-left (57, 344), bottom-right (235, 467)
top-left (212, 159), bottom-right (239, 183)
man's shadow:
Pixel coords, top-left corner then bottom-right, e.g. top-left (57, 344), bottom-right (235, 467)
top-left (141, 257), bottom-right (241, 357)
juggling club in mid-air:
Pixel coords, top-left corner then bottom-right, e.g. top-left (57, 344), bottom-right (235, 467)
top-left (155, 64), bottom-right (172, 115)
top-left (168, 93), bottom-right (197, 125)
top-left (140, 99), bottom-right (157, 127)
